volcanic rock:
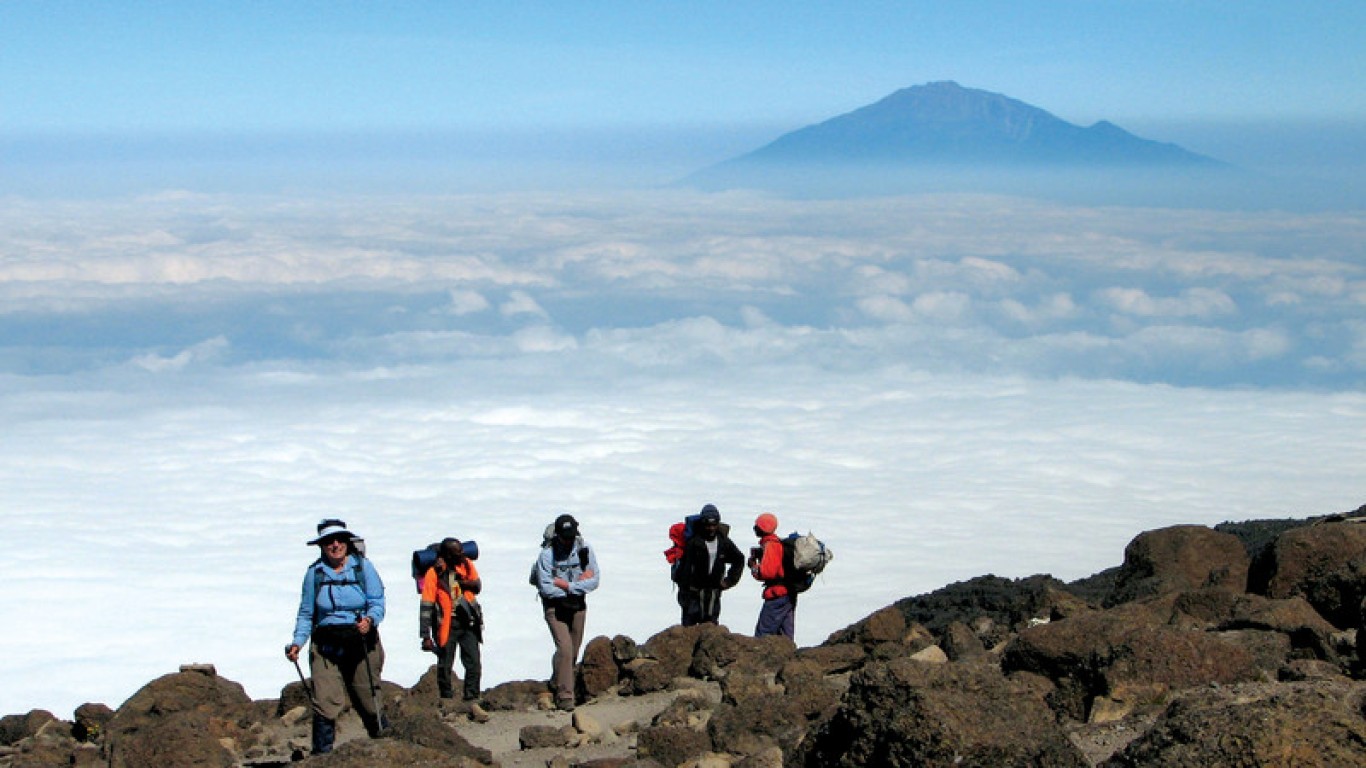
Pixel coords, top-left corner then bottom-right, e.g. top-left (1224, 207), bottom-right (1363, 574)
top-left (1248, 518), bottom-right (1366, 629)
top-left (1104, 679), bottom-right (1366, 767)
top-left (798, 658), bottom-right (1087, 767)
top-left (1105, 525), bottom-right (1249, 606)
top-left (102, 669), bottom-right (257, 768)
top-left (1002, 602), bottom-right (1260, 721)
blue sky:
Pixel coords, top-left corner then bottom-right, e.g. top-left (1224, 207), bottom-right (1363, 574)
top-left (4, 1), bottom-right (1364, 136)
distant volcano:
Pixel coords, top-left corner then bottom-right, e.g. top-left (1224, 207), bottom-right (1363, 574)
top-left (686, 82), bottom-right (1227, 197)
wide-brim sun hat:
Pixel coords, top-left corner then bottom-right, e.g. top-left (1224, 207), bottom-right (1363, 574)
top-left (307, 520), bottom-right (358, 545)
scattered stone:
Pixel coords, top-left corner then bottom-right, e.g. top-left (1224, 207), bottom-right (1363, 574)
top-left (518, 723), bottom-right (575, 750)
top-left (732, 745), bottom-right (784, 768)
top-left (572, 709), bottom-right (603, 738)
top-left (909, 645), bottom-right (948, 663)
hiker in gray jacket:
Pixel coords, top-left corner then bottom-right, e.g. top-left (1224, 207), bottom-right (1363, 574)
top-left (533, 514), bottom-right (600, 711)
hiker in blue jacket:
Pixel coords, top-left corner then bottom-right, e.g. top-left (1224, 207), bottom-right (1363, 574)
top-left (533, 514), bottom-right (600, 711)
top-left (285, 519), bottom-right (387, 755)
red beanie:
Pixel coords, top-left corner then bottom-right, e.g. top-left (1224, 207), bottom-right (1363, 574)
top-left (754, 513), bottom-right (779, 534)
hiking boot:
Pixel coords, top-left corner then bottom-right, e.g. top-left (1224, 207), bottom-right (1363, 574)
top-left (468, 702), bottom-right (490, 723)
top-left (310, 714), bottom-right (336, 755)
top-left (556, 699), bottom-right (576, 712)
top-left (362, 712), bottom-right (391, 739)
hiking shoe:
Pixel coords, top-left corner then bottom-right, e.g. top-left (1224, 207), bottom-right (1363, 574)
top-left (468, 703), bottom-right (490, 723)
top-left (556, 699), bottom-right (576, 712)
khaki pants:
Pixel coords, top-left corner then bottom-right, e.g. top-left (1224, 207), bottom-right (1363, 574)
top-left (543, 602), bottom-right (585, 704)
top-left (309, 631), bottom-right (385, 721)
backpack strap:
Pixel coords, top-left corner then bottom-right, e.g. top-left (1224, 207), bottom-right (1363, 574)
top-left (311, 554), bottom-right (369, 623)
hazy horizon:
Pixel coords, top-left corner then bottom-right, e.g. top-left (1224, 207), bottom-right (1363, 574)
top-left (3, 116), bottom-right (1365, 207)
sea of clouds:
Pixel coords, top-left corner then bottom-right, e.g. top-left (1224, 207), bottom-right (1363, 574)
top-left (2, 190), bottom-right (1363, 717)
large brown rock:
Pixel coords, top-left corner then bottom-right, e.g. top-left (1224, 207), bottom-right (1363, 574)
top-left (691, 629), bottom-right (795, 682)
top-left (579, 635), bottom-right (620, 696)
top-left (777, 659), bottom-right (844, 721)
top-left (798, 659), bottom-right (1087, 767)
top-left (636, 724), bottom-right (712, 766)
top-left (105, 715), bottom-right (238, 768)
top-left (1249, 520), bottom-right (1366, 629)
top-left (707, 694), bottom-right (808, 758)
top-left (625, 624), bottom-right (717, 694)
top-left (103, 669), bottom-right (258, 768)
top-left (72, 702), bottom-right (113, 742)
top-left (939, 620), bottom-right (987, 661)
top-left (0, 710), bottom-right (58, 746)
top-left (1002, 603), bottom-right (1260, 721)
top-left (385, 709), bottom-right (493, 764)
top-left (1105, 525), bottom-right (1249, 607)
top-left (1104, 679), bottom-right (1366, 767)
top-left (480, 679), bottom-right (548, 711)
top-left (793, 643), bottom-right (867, 675)
top-left (1170, 590), bottom-right (1339, 661)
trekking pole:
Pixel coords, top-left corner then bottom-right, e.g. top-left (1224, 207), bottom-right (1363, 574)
top-left (358, 631), bottom-right (385, 734)
top-left (291, 656), bottom-right (317, 710)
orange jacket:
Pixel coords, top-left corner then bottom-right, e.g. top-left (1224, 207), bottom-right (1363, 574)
top-left (751, 534), bottom-right (788, 600)
top-left (419, 559), bottom-right (480, 647)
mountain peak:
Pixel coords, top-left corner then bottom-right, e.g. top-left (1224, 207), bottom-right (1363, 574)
top-left (694, 82), bottom-right (1221, 181)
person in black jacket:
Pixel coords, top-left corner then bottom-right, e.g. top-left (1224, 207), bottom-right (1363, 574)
top-left (672, 504), bottom-right (745, 626)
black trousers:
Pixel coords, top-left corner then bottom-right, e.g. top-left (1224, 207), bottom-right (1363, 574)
top-left (678, 587), bottom-right (723, 627)
top-left (435, 623), bottom-right (482, 700)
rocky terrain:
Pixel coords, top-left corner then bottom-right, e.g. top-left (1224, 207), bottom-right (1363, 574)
top-left (4, 505), bottom-right (1366, 767)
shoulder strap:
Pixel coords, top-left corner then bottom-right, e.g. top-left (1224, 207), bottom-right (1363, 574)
top-left (352, 554), bottom-right (367, 594)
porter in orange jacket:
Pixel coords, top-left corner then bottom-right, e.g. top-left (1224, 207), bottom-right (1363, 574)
top-left (419, 539), bottom-right (483, 700)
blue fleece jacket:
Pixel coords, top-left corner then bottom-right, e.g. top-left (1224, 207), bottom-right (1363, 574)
top-left (292, 555), bottom-right (386, 648)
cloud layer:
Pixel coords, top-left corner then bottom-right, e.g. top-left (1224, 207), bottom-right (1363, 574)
top-left (2, 191), bottom-right (1361, 387)
top-left (2, 190), bottom-right (1364, 716)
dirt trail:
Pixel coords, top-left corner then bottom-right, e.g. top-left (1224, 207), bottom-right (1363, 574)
top-left (452, 682), bottom-right (722, 767)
